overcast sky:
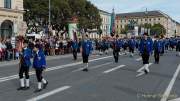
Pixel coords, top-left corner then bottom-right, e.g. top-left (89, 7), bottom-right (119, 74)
top-left (88, 0), bottom-right (180, 22)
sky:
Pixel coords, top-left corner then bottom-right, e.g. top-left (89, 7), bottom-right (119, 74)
top-left (88, 0), bottom-right (180, 22)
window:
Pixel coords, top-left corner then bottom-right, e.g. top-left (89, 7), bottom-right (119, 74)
top-left (4, 0), bottom-right (11, 9)
top-left (149, 19), bottom-right (151, 21)
top-left (159, 18), bottom-right (161, 20)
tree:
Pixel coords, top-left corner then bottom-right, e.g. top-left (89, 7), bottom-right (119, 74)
top-left (51, 0), bottom-right (72, 32)
top-left (144, 23), bottom-right (152, 29)
top-left (24, 0), bottom-right (49, 26)
top-left (24, 0), bottom-right (102, 33)
top-left (121, 25), bottom-right (128, 34)
top-left (150, 24), bottom-right (166, 36)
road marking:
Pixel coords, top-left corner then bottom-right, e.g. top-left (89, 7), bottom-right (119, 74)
top-left (0, 56), bottom-right (113, 83)
top-left (169, 98), bottom-right (180, 101)
top-left (71, 62), bottom-right (112, 72)
top-left (26, 86), bottom-right (71, 101)
top-left (136, 63), bottom-right (153, 77)
top-left (103, 65), bottom-right (126, 74)
top-left (136, 58), bottom-right (142, 61)
top-left (91, 62), bottom-right (112, 69)
top-left (0, 54), bottom-right (80, 67)
top-left (160, 64), bottom-right (180, 101)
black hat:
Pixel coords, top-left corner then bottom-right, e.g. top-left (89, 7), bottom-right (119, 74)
top-left (116, 35), bottom-right (119, 38)
top-left (34, 44), bottom-right (40, 49)
top-left (23, 40), bottom-right (29, 44)
top-left (143, 33), bottom-right (148, 36)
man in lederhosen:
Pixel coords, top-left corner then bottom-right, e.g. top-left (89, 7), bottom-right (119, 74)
top-left (139, 34), bottom-right (153, 74)
top-left (153, 36), bottom-right (162, 64)
top-left (17, 40), bottom-right (32, 90)
top-left (81, 35), bottom-right (93, 72)
top-left (72, 39), bottom-right (79, 60)
top-left (128, 37), bottom-right (136, 57)
top-left (176, 36), bottom-right (180, 56)
top-left (113, 35), bottom-right (121, 63)
top-left (33, 44), bottom-right (48, 92)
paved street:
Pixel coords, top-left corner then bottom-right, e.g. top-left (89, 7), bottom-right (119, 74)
top-left (0, 51), bottom-right (180, 101)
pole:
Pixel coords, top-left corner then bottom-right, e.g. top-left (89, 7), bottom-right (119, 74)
top-left (49, 0), bottom-right (51, 26)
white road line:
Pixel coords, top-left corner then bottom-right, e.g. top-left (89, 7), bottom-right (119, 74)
top-left (160, 64), bottom-right (180, 101)
top-left (169, 98), bottom-right (180, 101)
top-left (72, 62), bottom-right (112, 73)
top-left (26, 86), bottom-right (71, 101)
top-left (91, 62), bottom-right (112, 69)
top-left (136, 63), bottom-right (153, 73)
top-left (103, 65), bottom-right (126, 74)
top-left (0, 54), bottom-right (79, 67)
top-left (0, 56), bottom-right (112, 83)
top-left (136, 58), bottom-right (142, 61)
top-left (136, 63), bottom-right (153, 77)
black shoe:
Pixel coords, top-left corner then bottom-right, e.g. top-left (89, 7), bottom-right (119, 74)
top-left (43, 81), bottom-right (48, 89)
top-left (25, 87), bottom-right (30, 90)
top-left (144, 70), bottom-right (148, 74)
top-left (82, 68), bottom-right (88, 72)
top-left (34, 89), bottom-right (42, 93)
top-left (17, 87), bottom-right (26, 91)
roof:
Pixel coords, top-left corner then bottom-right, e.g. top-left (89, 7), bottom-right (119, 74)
top-left (176, 21), bottom-right (180, 25)
top-left (116, 11), bottom-right (165, 18)
top-left (99, 9), bottom-right (111, 15)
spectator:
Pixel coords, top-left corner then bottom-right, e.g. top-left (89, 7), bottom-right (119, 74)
top-left (5, 39), bottom-right (13, 61)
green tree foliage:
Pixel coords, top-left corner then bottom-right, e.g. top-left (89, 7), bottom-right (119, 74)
top-left (121, 25), bottom-right (128, 34)
top-left (24, 0), bottom-right (102, 31)
top-left (150, 24), bottom-right (166, 35)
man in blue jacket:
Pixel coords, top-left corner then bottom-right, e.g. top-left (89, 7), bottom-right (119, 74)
top-left (176, 37), bottom-right (180, 56)
top-left (113, 35), bottom-right (121, 63)
top-left (18, 40), bottom-right (32, 90)
top-left (81, 35), bottom-right (93, 72)
top-left (139, 34), bottom-right (153, 74)
top-left (128, 37), bottom-right (136, 57)
top-left (33, 44), bottom-right (48, 92)
top-left (72, 40), bottom-right (79, 60)
top-left (153, 36), bottom-right (162, 64)
top-left (159, 37), bottom-right (165, 55)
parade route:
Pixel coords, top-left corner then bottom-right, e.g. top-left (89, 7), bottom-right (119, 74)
top-left (0, 51), bottom-right (179, 101)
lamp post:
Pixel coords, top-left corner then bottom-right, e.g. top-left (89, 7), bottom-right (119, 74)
top-left (49, 0), bottom-right (51, 26)
top-left (145, 8), bottom-right (149, 35)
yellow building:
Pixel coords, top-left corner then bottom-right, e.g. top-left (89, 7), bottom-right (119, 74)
top-left (176, 22), bottom-right (180, 36)
top-left (115, 10), bottom-right (178, 37)
top-left (0, 0), bottom-right (26, 38)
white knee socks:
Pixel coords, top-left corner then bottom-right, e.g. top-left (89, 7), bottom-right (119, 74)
top-left (20, 79), bottom-right (25, 87)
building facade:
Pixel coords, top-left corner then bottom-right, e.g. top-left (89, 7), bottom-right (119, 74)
top-left (89, 10), bottom-right (111, 39)
top-left (0, 0), bottom-right (25, 38)
top-left (115, 10), bottom-right (178, 37)
top-left (99, 10), bottom-right (111, 37)
top-left (176, 22), bottom-right (180, 36)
